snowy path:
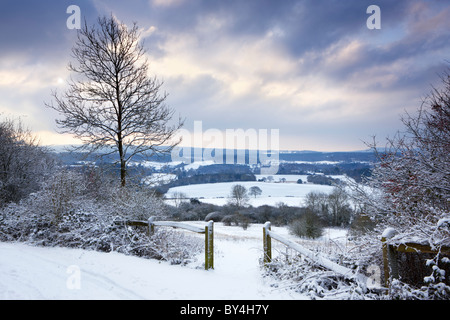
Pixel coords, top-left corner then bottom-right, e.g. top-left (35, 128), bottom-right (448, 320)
top-left (0, 224), bottom-right (308, 300)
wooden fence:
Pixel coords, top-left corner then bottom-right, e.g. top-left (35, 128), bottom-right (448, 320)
top-left (263, 221), bottom-right (370, 289)
top-left (381, 227), bottom-right (450, 288)
top-left (116, 217), bottom-right (214, 270)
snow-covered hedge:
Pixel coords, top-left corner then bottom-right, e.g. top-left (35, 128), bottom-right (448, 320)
top-left (262, 254), bottom-right (377, 300)
top-left (0, 168), bottom-right (202, 265)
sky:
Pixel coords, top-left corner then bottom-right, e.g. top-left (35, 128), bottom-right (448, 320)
top-left (0, 0), bottom-right (449, 152)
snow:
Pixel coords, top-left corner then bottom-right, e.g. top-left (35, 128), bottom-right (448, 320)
top-left (166, 181), bottom-right (335, 207)
top-left (437, 218), bottom-right (450, 228)
top-left (381, 227), bottom-right (398, 239)
top-left (255, 174), bottom-right (310, 182)
top-left (141, 173), bottom-right (177, 186)
top-left (1, 223), bottom-right (354, 300)
top-left (279, 160), bottom-right (342, 165)
top-left (0, 223), bottom-right (350, 300)
top-left (265, 225), bottom-right (368, 289)
top-left (184, 160), bottom-right (216, 170)
top-left (130, 160), bottom-right (183, 169)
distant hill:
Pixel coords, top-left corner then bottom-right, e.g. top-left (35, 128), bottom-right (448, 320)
top-left (47, 145), bottom-right (375, 189)
top-left (47, 145), bottom-right (376, 165)
top-left (278, 150), bottom-right (375, 163)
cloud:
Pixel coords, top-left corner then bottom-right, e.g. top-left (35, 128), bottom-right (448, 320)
top-left (150, 0), bottom-right (186, 8)
top-left (137, 0), bottom-right (449, 150)
top-left (0, 0), bottom-right (99, 58)
top-left (1, 0), bottom-right (449, 151)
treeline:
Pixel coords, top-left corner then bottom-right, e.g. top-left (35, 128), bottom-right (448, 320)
top-left (277, 162), bottom-right (372, 182)
top-left (305, 174), bottom-right (343, 186)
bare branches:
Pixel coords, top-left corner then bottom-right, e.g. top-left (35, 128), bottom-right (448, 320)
top-left (350, 69), bottom-right (450, 242)
top-left (46, 15), bottom-right (183, 186)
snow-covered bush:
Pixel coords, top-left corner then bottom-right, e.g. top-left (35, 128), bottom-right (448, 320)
top-left (0, 118), bottom-right (56, 206)
top-left (41, 169), bottom-right (89, 224)
top-left (0, 167), bottom-right (202, 265)
top-left (346, 70), bottom-right (450, 299)
top-left (108, 184), bottom-right (167, 221)
top-left (262, 254), bottom-right (378, 300)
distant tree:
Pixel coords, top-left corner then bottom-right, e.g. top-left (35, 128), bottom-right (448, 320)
top-left (307, 174), bottom-right (340, 186)
top-left (303, 191), bottom-right (329, 220)
top-left (249, 186), bottom-right (262, 198)
top-left (46, 16), bottom-right (182, 186)
top-left (327, 187), bottom-right (352, 226)
top-left (228, 184), bottom-right (249, 207)
top-left (171, 191), bottom-right (187, 208)
top-left (303, 189), bottom-right (351, 226)
top-left (289, 210), bottom-right (323, 239)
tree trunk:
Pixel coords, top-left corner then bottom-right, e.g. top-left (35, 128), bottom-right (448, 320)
top-left (118, 138), bottom-right (126, 187)
top-left (120, 159), bottom-right (126, 187)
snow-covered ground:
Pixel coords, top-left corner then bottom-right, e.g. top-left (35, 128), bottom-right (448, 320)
top-left (0, 223), bottom-right (348, 300)
top-left (141, 173), bottom-right (178, 187)
top-left (166, 180), bottom-right (336, 207)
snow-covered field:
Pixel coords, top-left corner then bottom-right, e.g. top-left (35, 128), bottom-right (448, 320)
top-left (0, 223), bottom-right (348, 300)
top-left (166, 180), bottom-right (336, 207)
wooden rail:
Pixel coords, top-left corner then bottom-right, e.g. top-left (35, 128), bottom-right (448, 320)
top-left (263, 221), bottom-right (369, 289)
top-left (115, 217), bottom-right (214, 270)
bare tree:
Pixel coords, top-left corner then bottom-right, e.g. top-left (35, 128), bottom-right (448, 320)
top-left (171, 191), bottom-right (187, 208)
top-left (228, 184), bottom-right (249, 207)
top-left (303, 191), bottom-right (329, 220)
top-left (327, 187), bottom-right (352, 226)
top-left (46, 16), bottom-right (182, 186)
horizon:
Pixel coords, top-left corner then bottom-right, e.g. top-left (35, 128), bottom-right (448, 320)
top-left (44, 142), bottom-right (374, 154)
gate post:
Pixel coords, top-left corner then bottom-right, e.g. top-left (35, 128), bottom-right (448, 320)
top-left (148, 217), bottom-right (155, 236)
top-left (381, 228), bottom-right (399, 288)
top-left (205, 220), bottom-right (214, 270)
top-left (263, 222), bottom-right (272, 265)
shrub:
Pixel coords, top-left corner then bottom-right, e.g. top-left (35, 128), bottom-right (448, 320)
top-left (204, 211), bottom-right (225, 222)
top-left (0, 168), bottom-right (202, 265)
top-left (289, 210), bottom-right (323, 239)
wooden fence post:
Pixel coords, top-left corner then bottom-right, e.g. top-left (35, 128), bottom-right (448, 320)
top-left (263, 221), bottom-right (272, 265)
top-left (381, 227), bottom-right (399, 288)
top-left (148, 217), bottom-right (155, 236)
top-left (205, 220), bottom-right (214, 270)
